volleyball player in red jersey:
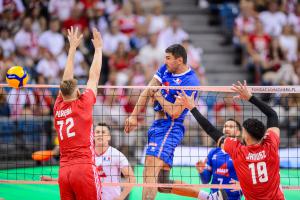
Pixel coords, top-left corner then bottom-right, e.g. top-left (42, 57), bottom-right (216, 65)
top-left (178, 80), bottom-right (285, 200)
top-left (53, 27), bottom-right (103, 200)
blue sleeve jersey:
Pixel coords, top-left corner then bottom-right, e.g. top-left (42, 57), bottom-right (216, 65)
top-left (153, 64), bottom-right (200, 121)
top-left (200, 148), bottom-right (242, 200)
top-left (145, 64), bottom-right (200, 167)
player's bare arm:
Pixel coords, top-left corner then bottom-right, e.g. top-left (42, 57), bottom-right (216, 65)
top-left (231, 80), bottom-right (280, 138)
top-left (86, 28), bottom-right (103, 96)
top-left (62, 26), bottom-right (83, 81)
top-left (124, 77), bottom-right (161, 134)
top-left (115, 166), bottom-right (136, 200)
top-left (153, 90), bottom-right (188, 119)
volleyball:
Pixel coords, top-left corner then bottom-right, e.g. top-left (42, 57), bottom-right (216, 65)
top-left (6, 66), bottom-right (29, 88)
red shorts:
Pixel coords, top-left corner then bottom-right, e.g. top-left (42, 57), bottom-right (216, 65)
top-left (58, 164), bottom-right (101, 200)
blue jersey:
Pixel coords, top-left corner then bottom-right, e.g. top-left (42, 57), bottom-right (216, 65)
top-left (200, 148), bottom-right (242, 200)
top-left (146, 64), bottom-right (200, 167)
top-left (153, 64), bottom-right (200, 122)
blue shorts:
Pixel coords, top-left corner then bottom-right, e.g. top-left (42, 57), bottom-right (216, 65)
top-left (146, 119), bottom-right (185, 167)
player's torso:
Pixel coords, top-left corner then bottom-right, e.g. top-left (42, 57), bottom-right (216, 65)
top-left (154, 65), bottom-right (200, 121)
top-left (95, 147), bottom-right (122, 200)
top-left (54, 99), bottom-right (94, 166)
top-left (234, 145), bottom-right (284, 200)
top-left (210, 148), bottom-right (241, 199)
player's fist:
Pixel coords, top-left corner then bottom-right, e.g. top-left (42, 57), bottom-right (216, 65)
top-left (91, 28), bottom-right (103, 49)
top-left (124, 116), bottom-right (138, 134)
top-left (195, 158), bottom-right (207, 174)
top-left (67, 26), bottom-right (83, 50)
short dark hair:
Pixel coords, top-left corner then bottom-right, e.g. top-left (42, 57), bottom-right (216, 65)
top-left (226, 118), bottom-right (242, 132)
top-left (243, 118), bottom-right (266, 141)
top-left (165, 44), bottom-right (187, 64)
top-left (60, 79), bottom-right (78, 97)
top-left (97, 122), bottom-right (111, 131)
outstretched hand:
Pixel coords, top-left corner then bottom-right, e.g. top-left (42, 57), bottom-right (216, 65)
top-left (67, 26), bottom-right (83, 50)
top-left (91, 28), bottom-right (103, 49)
top-left (231, 80), bottom-right (252, 101)
top-left (176, 90), bottom-right (196, 110)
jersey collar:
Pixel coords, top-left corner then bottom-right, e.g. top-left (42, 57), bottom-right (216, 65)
top-left (172, 67), bottom-right (191, 77)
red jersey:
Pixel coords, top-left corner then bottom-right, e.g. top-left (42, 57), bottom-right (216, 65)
top-left (54, 89), bottom-right (96, 167)
top-left (224, 130), bottom-right (285, 200)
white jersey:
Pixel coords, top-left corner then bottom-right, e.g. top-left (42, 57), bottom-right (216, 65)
top-left (95, 146), bottom-right (129, 200)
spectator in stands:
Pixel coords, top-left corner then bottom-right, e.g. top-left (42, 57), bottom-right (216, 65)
top-left (0, 89), bottom-right (10, 117)
top-left (48, 0), bottom-right (75, 21)
top-left (246, 20), bottom-right (272, 84)
top-left (233, 0), bottom-right (256, 65)
top-left (109, 41), bottom-right (134, 85)
top-left (0, 6), bottom-right (21, 34)
top-left (30, 3), bottom-right (47, 35)
top-left (35, 49), bottom-right (62, 84)
top-left (158, 15), bottom-right (189, 49)
top-left (261, 39), bottom-right (284, 85)
top-left (63, 2), bottom-right (88, 32)
top-left (137, 33), bottom-right (164, 80)
top-left (147, 1), bottom-right (168, 34)
top-left (129, 24), bottom-right (147, 52)
top-left (182, 38), bottom-right (207, 85)
top-left (39, 17), bottom-right (65, 58)
top-left (259, 0), bottom-right (286, 37)
top-left (33, 75), bottom-right (53, 116)
top-left (0, 28), bottom-right (15, 58)
top-left (117, 2), bottom-right (137, 36)
top-left (278, 24), bottom-right (298, 62)
top-left (102, 20), bottom-right (130, 57)
top-left (14, 16), bottom-right (39, 67)
top-left (0, 0), bottom-right (25, 17)
top-left (87, 2), bottom-right (108, 35)
top-left (287, 3), bottom-right (300, 35)
top-left (57, 42), bottom-right (89, 84)
top-left (7, 87), bottom-right (35, 117)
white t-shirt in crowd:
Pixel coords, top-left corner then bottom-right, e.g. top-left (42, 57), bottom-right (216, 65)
top-left (158, 27), bottom-right (189, 49)
top-left (95, 146), bottom-right (130, 200)
top-left (38, 30), bottom-right (65, 56)
top-left (102, 32), bottom-right (130, 55)
top-left (259, 11), bottom-right (287, 37)
top-left (48, 0), bottom-right (75, 21)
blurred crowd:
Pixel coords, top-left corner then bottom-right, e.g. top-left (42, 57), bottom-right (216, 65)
top-left (204, 0), bottom-right (300, 86)
top-left (0, 0), bottom-right (205, 119)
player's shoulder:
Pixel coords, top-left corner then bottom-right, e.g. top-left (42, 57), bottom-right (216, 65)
top-left (208, 147), bottom-right (221, 157)
top-left (183, 67), bottom-right (200, 85)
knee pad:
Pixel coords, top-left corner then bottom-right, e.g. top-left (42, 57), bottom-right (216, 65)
top-left (157, 169), bottom-right (174, 193)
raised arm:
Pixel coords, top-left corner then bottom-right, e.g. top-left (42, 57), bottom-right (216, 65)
top-left (62, 27), bottom-right (83, 81)
top-left (176, 91), bottom-right (224, 146)
top-left (124, 77), bottom-right (161, 134)
top-left (86, 28), bottom-right (103, 96)
top-left (231, 80), bottom-right (279, 137)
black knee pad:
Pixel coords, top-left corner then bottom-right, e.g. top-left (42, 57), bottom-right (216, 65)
top-left (157, 169), bottom-right (174, 193)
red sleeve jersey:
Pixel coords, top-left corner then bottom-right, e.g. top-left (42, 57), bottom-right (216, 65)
top-left (224, 130), bottom-right (285, 200)
top-left (54, 89), bottom-right (96, 167)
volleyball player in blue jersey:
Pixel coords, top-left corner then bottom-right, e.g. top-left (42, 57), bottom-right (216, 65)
top-left (125, 44), bottom-right (200, 200)
top-left (197, 119), bottom-right (243, 200)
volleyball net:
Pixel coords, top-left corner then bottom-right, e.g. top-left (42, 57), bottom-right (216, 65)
top-left (0, 84), bottom-right (299, 197)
